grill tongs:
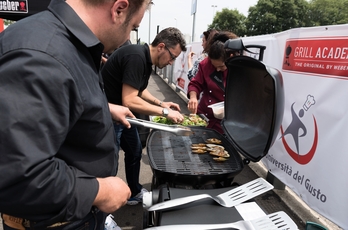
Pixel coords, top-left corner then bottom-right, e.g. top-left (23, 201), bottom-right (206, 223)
top-left (126, 117), bottom-right (193, 136)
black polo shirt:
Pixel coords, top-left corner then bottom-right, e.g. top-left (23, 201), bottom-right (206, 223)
top-left (101, 44), bottom-right (153, 105)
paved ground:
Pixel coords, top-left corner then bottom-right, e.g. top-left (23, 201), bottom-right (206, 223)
top-left (0, 72), bottom-right (341, 230)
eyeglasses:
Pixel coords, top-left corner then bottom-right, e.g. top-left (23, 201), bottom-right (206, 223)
top-left (164, 45), bottom-right (177, 61)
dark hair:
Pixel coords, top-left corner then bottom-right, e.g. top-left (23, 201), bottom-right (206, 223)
top-left (151, 27), bottom-right (187, 52)
top-left (202, 29), bottom-right (217, 40)
top-left (202, 30), bottom-right (210, 41)
top-left (207, 31), bottom-right (238, 61)
top-left (85, 0), bottom-right (153, 25)
top-left (125, 0), bottom-right (154, 25)
top-left (203, 29), bottom-right (218, 53)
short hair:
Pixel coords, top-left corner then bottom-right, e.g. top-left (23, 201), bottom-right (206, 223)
top-left (151, 27), bottom-right (187, 52)
top-left (84, 0), bottom-right (153, 24)
top-left (125, 0), bottom-right (153, 25)
top-left (207, 31), bottom-right (238, 61)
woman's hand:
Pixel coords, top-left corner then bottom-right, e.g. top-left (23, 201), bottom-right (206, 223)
top-left (187, 52), bottom-right (195, 69)
top-left (187, 97), bottom-right (198, 114)
top-left (187, 51), bottom-right (195, 58)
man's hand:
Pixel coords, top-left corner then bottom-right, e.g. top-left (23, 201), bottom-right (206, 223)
top-left (167, 109), bottom-right (184, 123)
top-left (161, 101), bottom-right (181, 111)
top-left (108, 103), bottom-right (135, 128)
top-left (93, 177), bottom-right (131, 213)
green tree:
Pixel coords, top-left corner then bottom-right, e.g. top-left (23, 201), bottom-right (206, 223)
top-left (245, 0), bottom-right (311, 36)
top-left (208, 8), bottom-right (247, 37)
top-left (4, 19), bottom-right (15, 27)
top-left (308, 0), bottom-right (348, 26)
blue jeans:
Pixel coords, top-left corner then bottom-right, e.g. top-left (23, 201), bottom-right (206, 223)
top-left (2, 210), bottom-right (106, 230)
top-left (114, 124), bottom-right (143, 197)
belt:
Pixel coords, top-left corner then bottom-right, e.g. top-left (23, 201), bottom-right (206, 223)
top-left (2, 214), bottom-right (70, 229)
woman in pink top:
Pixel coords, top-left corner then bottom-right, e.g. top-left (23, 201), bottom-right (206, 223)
top-left (187, 31), bottom-right (239, 134)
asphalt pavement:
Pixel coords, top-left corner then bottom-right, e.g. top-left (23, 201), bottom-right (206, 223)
top-left (0, 71), bottom-right (341, 230)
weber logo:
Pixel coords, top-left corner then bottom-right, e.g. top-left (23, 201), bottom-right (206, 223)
top-left (0, 0), bottom-right (28, 13)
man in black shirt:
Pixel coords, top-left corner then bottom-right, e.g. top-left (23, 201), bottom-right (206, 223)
top-left (101, 27), bottom-right (187, 205)
top-left (0, 0), bottom-right (152, 229)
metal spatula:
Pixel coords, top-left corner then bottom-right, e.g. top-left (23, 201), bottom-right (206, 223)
top-left (143, 211), bottom-right (298, 230)
top-left (126, 117), bottom-right (193, 136)
top-left (148, 178), bottom-right (273, 211)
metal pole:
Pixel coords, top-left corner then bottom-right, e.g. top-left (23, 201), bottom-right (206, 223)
top-left (191, 12), bottom-right (196, 42)
top-left (191, 0), bottom-right (197, 43)
top-left (154, 25), bottom-right (160, 73)
top-left (211, 5), bottom-right (217, 17)
top-left (148, 7), bottom-right (151, 44)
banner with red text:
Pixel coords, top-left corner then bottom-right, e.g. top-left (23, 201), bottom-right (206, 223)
top-left (174, 24), bottom-right (348, 228)
top-left (241, 24), bottom-right (348, 229)
top-left (173, 41), bottom-right (202, 93)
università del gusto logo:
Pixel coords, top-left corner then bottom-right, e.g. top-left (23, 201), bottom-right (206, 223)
top-left (280, 95), bottom-right (318, 165)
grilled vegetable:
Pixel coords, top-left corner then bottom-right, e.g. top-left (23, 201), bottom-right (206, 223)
top-left (152, 114), bottom-right (207, 126)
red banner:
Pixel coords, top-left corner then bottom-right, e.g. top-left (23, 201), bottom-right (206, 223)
top-left (0, 19), bottom-right (4, 32)
top-left (282, 37), bottom-right (348, 78)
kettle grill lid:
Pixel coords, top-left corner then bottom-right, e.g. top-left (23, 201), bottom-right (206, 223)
top-left (222, 54), bottom-right (284, 162)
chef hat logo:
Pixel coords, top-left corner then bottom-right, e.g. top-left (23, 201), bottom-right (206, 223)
top-left (303, 95), bottom-right (315, 111)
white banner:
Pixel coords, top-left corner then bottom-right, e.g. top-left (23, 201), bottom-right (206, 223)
top-left (175, 24), bottom-right (348, 229)
top-left (173, 41), bottom-right (201, 93)
top-left (241, 25), bottom-right (348, 229)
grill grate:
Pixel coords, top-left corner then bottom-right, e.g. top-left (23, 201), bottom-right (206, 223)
top-left (147, 128), bottom-right (243, 176)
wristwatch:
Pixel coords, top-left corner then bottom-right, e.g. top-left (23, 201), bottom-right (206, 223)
top-left (162, 108), bottom-right (169, 117)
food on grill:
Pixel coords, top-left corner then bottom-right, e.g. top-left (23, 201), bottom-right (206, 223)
top-left (191, 143), bottom-right (207, 148)
top-left (206, 144), bottom-right (223, 148)
top-left (213, 157), bottom-right (228, 162)
top-left (192, 149), bottom-right (207, 154)
top-left (191, 146), bottom-right (207, 150)
top-left (209, 149), bottom-right (230, 158)
top-left (206, 144), bottom-right (224, 152)
top-left (206, 138), bottom-right (222, 144)
top-left (191, 143), bottom-right (207, 152)
top-left (152, 114), bottom-right (207, 126)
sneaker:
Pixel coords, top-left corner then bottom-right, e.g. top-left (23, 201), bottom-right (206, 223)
top-left (104, 214), bottom-right (121, 230)
top-left (127, 188), bottom-right (148, 205)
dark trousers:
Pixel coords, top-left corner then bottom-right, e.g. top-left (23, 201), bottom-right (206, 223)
top-left (2, 211), bottom-right (106, 230)
top-left (114, 124), bottom-right (143, 197)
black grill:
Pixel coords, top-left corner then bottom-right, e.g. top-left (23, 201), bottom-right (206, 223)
top-left (147, 127), bottom-right (244, 188)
